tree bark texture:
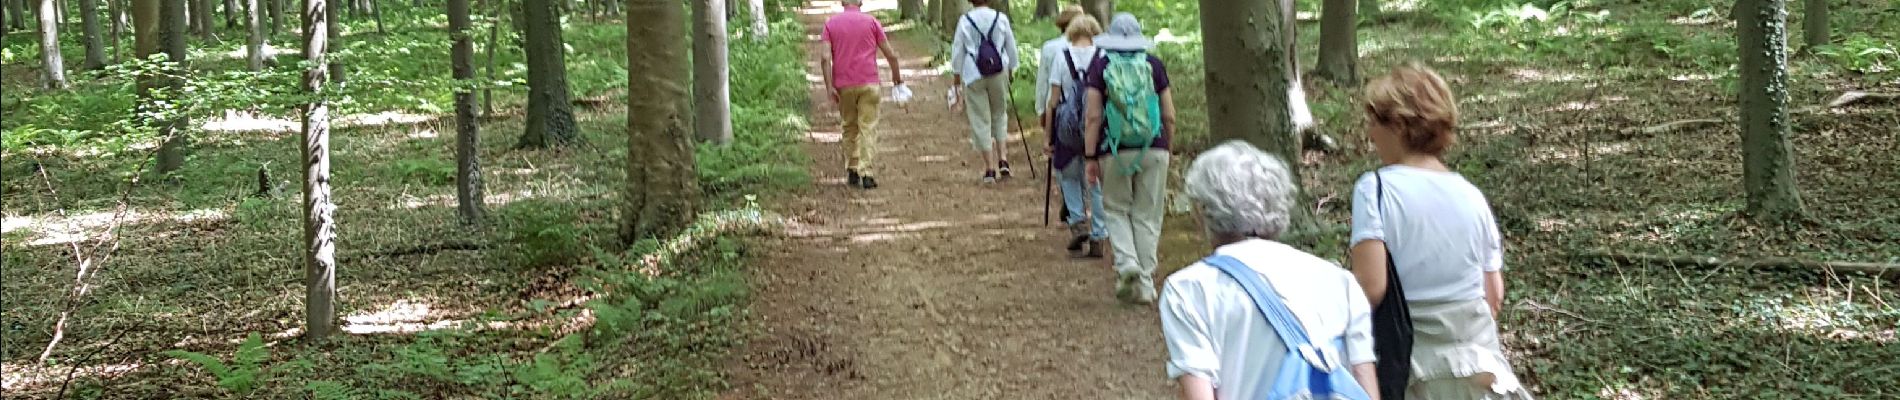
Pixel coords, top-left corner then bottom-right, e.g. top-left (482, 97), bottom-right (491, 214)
top-left (78, 0), bottom-right (107, 70)
top-left (745, 0), bottom-right (765, 41)
top-left (7, 0), bottom-right (26, 30)
top-left (245, 0), bottom-right (260, 69)
top-left (369, 0), bottom-right (383, 33)
top-left (1803, 0), bottom-right (1825, 49)
top-left (939, 0), bottom-right (964, 39)
top-left (325, 0), bottom-right (339, 82)
top-left (38, 0), bottom-right (67, 89)
top-left (265, 0), bottom-right (278, 36)
top-left (1200, 0), bottom-right (1303, 181)
top-left (1735, 0), bottom-right (1806, 222)
top-left (518, 0), bottom-right (577, 148)
top-left (153, 0), bottom-right (189, 174)
top-left (693, 0), bottom-right (731, 144)
top-left (623, 0), bottom-right (697, 242)
top-left (1316, 0), bottom-right (1357, 83)
top-left (108, 0), bottom-right (124, 61)
top-left (900, 0), bottom-right (920, 20)
top-left (926, 0), bottom-right (939, 27)
top-left (482, 0), bottom-right (501, 115)
top-left (1085, 0), bottom-right (1110, 28)
top-left (300, 0), bottom-right (338, 341)
top-left (131, 0), bottom-right (152, 58)
top-left (450, 0), bottom-right (484, 223)
top-left (195, 0), bottom-right (214, 39)
top-left (1034, 0), bottom-right (1054, 20)
top-left (223, 0), bottom-right (237, 28)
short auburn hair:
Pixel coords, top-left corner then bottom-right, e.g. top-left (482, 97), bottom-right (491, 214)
top-left (1364, 63), bottom-right (1459, 155)
top-left (1054, 5), bottom-right (1085, 32)
top-left (1065, 15), bottom-right (1101, 42)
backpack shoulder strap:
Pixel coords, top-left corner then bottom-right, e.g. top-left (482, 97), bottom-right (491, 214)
top-left (1201, 255), bottom-right (1309, 353)
top-left (985, 13), bottom-right (1000, 37)
top-left (1062, 49), bottom-right (1083, 82)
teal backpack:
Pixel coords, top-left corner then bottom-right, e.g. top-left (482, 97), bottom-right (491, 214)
top-left (1202, 255), bottom-right (1375, 400)
top-left (1102, 51), bottom-right (1162, 175)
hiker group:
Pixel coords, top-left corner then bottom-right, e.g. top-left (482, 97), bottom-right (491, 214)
top-left (822, 1), bottom-right (1533, 399)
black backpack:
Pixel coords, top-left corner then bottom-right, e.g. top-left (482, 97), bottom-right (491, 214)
top-left (1051, 48), bottom-right (1099, 149)
top-left (966, 14), bottom-right (1005, 77)
top-left (1372, 170), bottom-right (1416, 400)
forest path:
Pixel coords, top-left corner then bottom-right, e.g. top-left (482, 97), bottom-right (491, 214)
top-left (721, 1), bottom-right (1176, 399)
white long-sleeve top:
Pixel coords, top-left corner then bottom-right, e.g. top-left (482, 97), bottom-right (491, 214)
top-left (948, 7), bottom-right (1018, 87)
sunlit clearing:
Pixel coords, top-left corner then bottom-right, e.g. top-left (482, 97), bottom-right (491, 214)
top-left (1510, 68), bottom-right (1584, 83)
top-left (341, 111), bottom-right (434, 127)
top-left (1671, 73), bottom-right (1718, 82)
top-left (4, 208), bottom-right (229, 247)
top-left (1529, 142), bottom-right (1635, 163)
top-left (407, 128), bottom-right (440, 139)
top-left (1535, 217), bottom-right (1574, 232)
top-left (1155, 29), bottom-right (1198, 45)
top-left (201, 110), bottom-right (298, 133)
top-left (1669, 8), bottom-right (1725, 26)
top-left (2, 361), bottom-right (146, 391)
top-left (342, 299), bottom-right (500, 334)
top-left (1739, 296), bottom-right (1891, 342)
top-left (222, 43), bottom-right (295, 60)
top-left (1598, 385), bottom-right (1655, 400)
top-left (806, 130), bottom-right (843, 143)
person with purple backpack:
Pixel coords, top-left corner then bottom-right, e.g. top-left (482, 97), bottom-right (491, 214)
top-left (949, 0), bottom-right (1019, 184)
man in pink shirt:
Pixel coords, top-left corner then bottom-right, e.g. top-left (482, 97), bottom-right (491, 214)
top-left (821, 0), bottom-right (904, 189)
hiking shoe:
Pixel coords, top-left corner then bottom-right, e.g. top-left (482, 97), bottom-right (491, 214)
top-left (982, 170), bottom-right (997, 184)
top-left (859, 176), bottom-right (878, 189)
top-left (847, 169), bottom-right (860, 186)
top-left (1066, 224), bottom-right (1090, 251)
top-left (999, 160), bottom-right (1013, 178)
top-left (1114, 272), bottom-right (1141, 303)
top-left (1084, 240), bottom-right (1106, 259)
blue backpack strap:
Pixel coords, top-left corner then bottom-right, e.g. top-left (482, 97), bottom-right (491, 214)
top-left (1200, 255), bottom-right (1311, 354)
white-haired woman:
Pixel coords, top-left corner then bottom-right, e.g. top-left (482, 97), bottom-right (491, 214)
top-left (1158, 140), bottom-right (1379, 400)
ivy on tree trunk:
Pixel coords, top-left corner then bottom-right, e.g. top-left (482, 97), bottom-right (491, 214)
top-left (1735, 0), bottom-right (1806, 223)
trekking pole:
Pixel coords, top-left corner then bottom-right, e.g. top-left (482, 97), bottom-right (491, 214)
top-left (1006, 72), bottom-right (1039, 179)
top-left (1043, 156), bottom-right (1054, 226)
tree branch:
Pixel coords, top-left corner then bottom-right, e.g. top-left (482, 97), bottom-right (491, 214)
top-left (1635, 91), bottom-right (1899, 134)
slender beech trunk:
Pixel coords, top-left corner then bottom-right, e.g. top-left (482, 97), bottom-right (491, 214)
top-left (38, 0), bottom-right (67, 89)
top-left (623, 0), bottom-right (697, 241)
top-left (79, 0), bottom-right (107, 70)
top-left (299, 0), bottom-right (338, 341)
top-left (1316, 0), bottom-right (1357, 83)
top-left (692, 0), bottom-right (730, 144)
top-left (246, 0), bottom-right (261, 69)
top-left (450, 0), bottom-right (483, 223)
top-left (1736, 0), bottom-right (1806, 222)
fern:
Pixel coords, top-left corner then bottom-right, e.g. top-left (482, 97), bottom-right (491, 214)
top-left (162, 333), bottom-right (267, 395)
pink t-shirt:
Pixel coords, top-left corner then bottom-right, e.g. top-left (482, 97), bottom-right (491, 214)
top-left (820, 6), bottom-right (888, 89)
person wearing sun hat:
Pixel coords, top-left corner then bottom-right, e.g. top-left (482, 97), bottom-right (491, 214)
top-left (1082, 12), bottom-right (1178, 304)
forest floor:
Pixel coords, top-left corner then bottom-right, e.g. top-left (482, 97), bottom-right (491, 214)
top-left (724, 0), bottom-right (1900, 399)
top-left (720, 2), bottom-right (1187, 398)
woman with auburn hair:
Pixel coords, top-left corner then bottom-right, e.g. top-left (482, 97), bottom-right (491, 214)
top-left (1349, 64), bottom-right (1534, 400)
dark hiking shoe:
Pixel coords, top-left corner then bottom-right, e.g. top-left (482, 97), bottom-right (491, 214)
top-left (999, 160), bottom-right (1013, 178)
top-left (982, 169), bottom-right (998, 184)
top-left (1085, 240), bottom-right (1106, 258)
top-left (847, 169), bottom-right (860, 186)
top-left (1066, 223), bottom-right (1089, 252)
top-left (859, 176), bottom-right (878, 189)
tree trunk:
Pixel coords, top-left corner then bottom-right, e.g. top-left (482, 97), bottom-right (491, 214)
top-left (450, 0), bottom-right (483, 223)
top-left (38, 0), bottom-right (67, 89)
top-left (623, 0), bottom-right (696, 242)
top-left (196, 0), bottom-right (214, 40)
top-left (517, 0), bottom-right (576, 148)
top-left (1201, 0), bottom-right (1303, 183)
top-left (265, 0), bottom-right (277, 36)
top-left (1033, 0), bottom-right (1054, 20)
top-left (1315, 0), bottom-right (1356, 84)
top-left (692, 0), bottom-right (730, 144)
top-left (481, 0), bottom-right (500, 115)
top-left (939, 0), bottom-right (964, 39)
top-left (299, 0), bottom-right (338, 341)
top-left (245, 0), bottom-right (261, 69)
top-left (744, 0), bottom-right (764, 41)
top-left (926, 0), bottom-right (939, 26)
top-left (223, 0), bottom-right (237, 28)
top-left (369, 0), bottom-right (383, 33)
top-left (1802, 0), bottom-right (1825, 49)
top-left (78, 0), bottom-right (106, 70)
top-left (899, 0), bottom-right (920, 20)
top-left (1735, 0), bottom-right (1806, 222)
top-left (154, 0), bottom-right (188, 174)
top-left (132, 0), bottom-right (152, 58)
top-left (109, 0), bottom-right (123, 61)
top-left (325, 0), bottom-right (339, 82)
top-left (602, 0), bottom-right (615, 16)
top-left (8, 0), bottom-right (26, 31)
top-left (1084, 0), bottom-right (1110, 28)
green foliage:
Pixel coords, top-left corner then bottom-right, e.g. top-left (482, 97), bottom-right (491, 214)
top-left (1814, 33), bottom-right (1898, 78)
top-left (498, 199), bottom-right (585, 268)
top-left (161, 333), bottom-right (269, 396)
top-left (700, 21), bottom-right (814, 203)
top-left (391, 158), bottom-right (457, 185)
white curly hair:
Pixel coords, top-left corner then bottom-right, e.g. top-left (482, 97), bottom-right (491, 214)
top-left (1184, 140), bottom-right (1297, 240)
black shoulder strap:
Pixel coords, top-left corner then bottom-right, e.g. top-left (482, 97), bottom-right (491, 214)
top-left (1374, 170), bottom-right (1407, 290)
top-left (985, 13), bottom-right (1000, 38)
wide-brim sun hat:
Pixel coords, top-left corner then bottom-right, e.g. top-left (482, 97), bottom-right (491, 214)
top-left (1095, 13), bottom-right (1154, 51)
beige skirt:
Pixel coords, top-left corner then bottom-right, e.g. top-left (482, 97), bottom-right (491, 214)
top-left (1406, 299), bottom-right (1535, 400)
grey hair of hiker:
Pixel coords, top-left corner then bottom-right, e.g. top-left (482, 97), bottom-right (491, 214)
top-left (1185, 140), bottom-right (1296, 240)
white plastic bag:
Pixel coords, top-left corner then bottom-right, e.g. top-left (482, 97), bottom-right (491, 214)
top-left (890, 84), bottom-right (914, 103)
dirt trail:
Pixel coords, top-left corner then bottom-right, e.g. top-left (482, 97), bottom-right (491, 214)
top-left (723, 1), bottom-right (1178, 399)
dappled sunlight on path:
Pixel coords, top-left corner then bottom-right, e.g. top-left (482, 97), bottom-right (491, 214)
top-left (723, 1), bottom-right (1177, 398)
